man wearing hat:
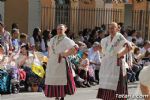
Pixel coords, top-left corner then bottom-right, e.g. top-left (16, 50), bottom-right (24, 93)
top-left (88, 42), bottom-right (101, 84)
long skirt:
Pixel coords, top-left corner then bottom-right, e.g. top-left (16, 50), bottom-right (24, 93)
top-left (97, 58), bottom-right (128, 100)
top-left (44, 67), bottom-right (76, 98)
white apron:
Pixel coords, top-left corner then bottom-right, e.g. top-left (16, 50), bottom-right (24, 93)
top-left (45, 35), bottom-right (76, 85)
top-left (99, 32), bottom-right (128, 90)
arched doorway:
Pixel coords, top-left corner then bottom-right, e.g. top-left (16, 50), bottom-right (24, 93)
top-left (55, 0), bottom-right (70, 27)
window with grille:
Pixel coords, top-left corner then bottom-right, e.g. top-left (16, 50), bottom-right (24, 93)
top-left (55, 0), bottom-right (70, 27)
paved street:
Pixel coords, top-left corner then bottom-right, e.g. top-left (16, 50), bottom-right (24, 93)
top-left (0, 82), bottom-right (143, 100)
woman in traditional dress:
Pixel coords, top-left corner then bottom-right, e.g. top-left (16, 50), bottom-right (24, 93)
top-left (44, 24), bottom-right (77, 100)
top-left (97, 22), bottom-right (132, 100)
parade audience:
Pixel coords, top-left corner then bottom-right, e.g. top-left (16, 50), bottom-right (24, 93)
top-left (11, 28), bottom-right (20, 53)
top-left (29, 28), bottom-right (42, 51)
top-left (0, 21), bottom-right (149, 96)
top-left (78, 50), bottom-right (90, 87)
top-left (88, 42), bottom-right (101, 84)
top-left (136, 32), bottom-right (143, 46)
top-left (41, 29), bottom-right (51, 52)
top-left (0, 21), bottom-right (13, 55)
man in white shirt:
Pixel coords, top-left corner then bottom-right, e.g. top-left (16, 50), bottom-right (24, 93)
top-left (140, 40), bottom-right (150, 55)
top-left (88, 42), bottom-right (101, 84)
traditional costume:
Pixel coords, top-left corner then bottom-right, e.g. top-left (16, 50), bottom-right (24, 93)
top-left (97, 32), bottom-right (129, 100)
top-left (44, 35), bottom-right (76, 98)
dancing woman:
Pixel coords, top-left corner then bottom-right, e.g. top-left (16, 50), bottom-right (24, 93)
top-left (44, 24), bottom-right (77, 100)
top-left (97, 22), bottom-right (132, 100)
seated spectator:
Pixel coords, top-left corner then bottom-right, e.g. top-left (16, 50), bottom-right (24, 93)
top-left (12, 29), bottom-right (20, 53)
top-left (83, 37), bottom-right (92, 48)
top-left (12, 23), bottom-right (19, 30)
top-left (17, 44), bottom-right (33, 68)
top-left (95, 29), bottom-right (104, 43)
top-left (133, 47), bottom-right (143, 65)
top-left (142, 51), bottom-right (150, 66)
top-left (132, 47), bottom-right (143, 81)
top-left (127, 30), bottom-right (137, 42)
top-left (29, 28), bottom-right (42, 51)
top-left (132, 38), bottom-right (137, 45)
top-left (136, 32), bottom-right (143, 47)
top-left (126, 68), bottom-right (136, 82)
top-left (41, 29), bottom-right (51, 53)
top-left (140, 40), bottom-right (150, 55)
top-left (125, 47), bottom-right (136, 82)
top-left (88, 42), bottom-right (101, 85)
top-left (16, 44), bottom-right (42, 92)
top-left (78, 31), bottom-right (84, 42)
top-left (79, 51), bottom-right (91, 87)
top-left (20, 33), bottom-right (28, 45)
top-left (88, 29), bottom-right (97, 45)
top-left (0, 44), bottom-right (5, 69)
top-left (0, 21), bottom-right (13, 55)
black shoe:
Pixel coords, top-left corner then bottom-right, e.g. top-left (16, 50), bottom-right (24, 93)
top-left (85, 82), bottom-right (91, 87)
top-left (60, 97), bottom-right (64, 100)
top-left (75, 81), bottom-right (82, 88)
top-left (136, 78), bottom-right (139, 81)
top-left (80, 83), bottom-right (86, 88)
top-left (94, 80), bottom-right (99, 85)
top-left (13, 87), bottom-right (19, 94)
top-left (55, 97), bottom-right (59, 100)
top-left (12, 84), bottom-right (19, 94)
top-left (90, 82), bottom-right (96, 86)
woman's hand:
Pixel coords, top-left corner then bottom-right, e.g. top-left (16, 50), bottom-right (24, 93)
top-left (60, 46), bottom-right (77, 57)
top-left (117, 53), bottom-right (122, 58)
top-left (60, 52), bottom-right (66, 57)
top-left (117, 44), bottom-right (132, 58)
top-left (18, 56), bottom-right (28, 67)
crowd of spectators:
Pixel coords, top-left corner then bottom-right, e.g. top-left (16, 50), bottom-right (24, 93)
top-left (0, 21), bottom-right (149, 94)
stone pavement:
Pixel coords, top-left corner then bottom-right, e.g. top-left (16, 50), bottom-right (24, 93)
top-left (0, 82), bottom-right (143, 100)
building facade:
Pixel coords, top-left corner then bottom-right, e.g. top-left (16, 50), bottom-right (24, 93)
top-left (132, 0), bottom-right (150, 39)
top-left (3, 0), bottom-right (106, 34)
top-left (113, 0), bottom-right (150, 39)
top-left (2, 0), bottom-right (149, 39)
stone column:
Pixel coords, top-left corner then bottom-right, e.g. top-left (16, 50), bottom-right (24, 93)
top-left (28, 0), bottom-right (41, 35)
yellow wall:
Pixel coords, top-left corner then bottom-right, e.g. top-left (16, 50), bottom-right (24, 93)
top-left (41, 0), bottom-right (55, 30)
top-left (112, 3), bottom-right (124, 23)
top-left (5, 0), bottom-right (28, 33)
top-left (113, 3), bottom-right (125, 9)
top-left (133, 0), bottom-right (147, 10)
top-left (41, 0), bottom-right (53, 7)
top-left (78, 0), bottom-right (96, 30)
